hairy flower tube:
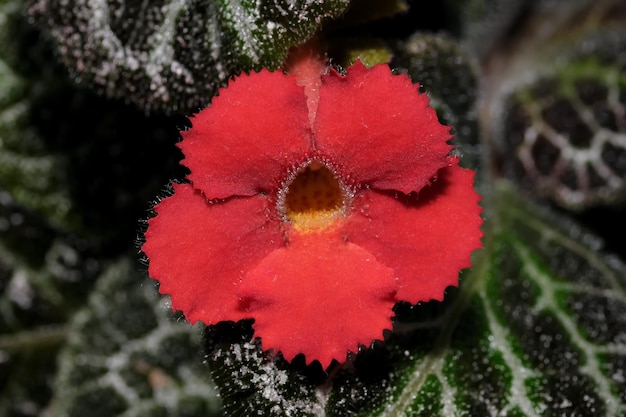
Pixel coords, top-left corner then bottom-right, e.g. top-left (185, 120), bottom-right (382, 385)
top-left (142, 60), bottom-right (483, 368)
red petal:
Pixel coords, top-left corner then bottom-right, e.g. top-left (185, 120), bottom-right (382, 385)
top-left (180, 70), bottom-right (312, 199)
top-left (314, 61), bottom-right (453, 194)
top-left (237, 231), bottom-right (396, 368)
top-left (344, 158), bottom-right (483, 304)
top-left (142, 183), bottom-right (283, 324)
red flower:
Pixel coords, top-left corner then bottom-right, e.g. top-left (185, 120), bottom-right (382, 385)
top-left (142, 61), bottom-right (483, 369)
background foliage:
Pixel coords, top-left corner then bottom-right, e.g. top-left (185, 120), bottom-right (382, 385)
top-left (0, 0), bottom-right (625, 416)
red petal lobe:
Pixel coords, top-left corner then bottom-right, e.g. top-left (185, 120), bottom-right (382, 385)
top-left (180, 70), bottom-right (312, 199)
top-left (142, 183), bottom-right (283, 324)
top-left (314, 61), bottom-right (453, 194)
top-left (344, 158), bottom-right (483, 304)
top-left (237, 231), bottom-right (396, 369)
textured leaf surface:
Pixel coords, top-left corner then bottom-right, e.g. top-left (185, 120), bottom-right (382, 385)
top-left (499, 30), bottom-right (626, 210)
top-left (0, 9), bottom-right (104, 412)
top-left (0, 2), bottom-right (194, 414)
top-left (52, 258), bottom-right (222, 417)
top-left (392, 33), bottom-right (480, 168)
top-left (471, 0), bottom-right (626, 210)
top-left (0, 0), bottom-right (71, 229)
top-left (28, 0), bottom-right (351, 113)
top-left (0, 176), bottom-right (102, 416)
top-left (0, 0), bottom-right (188, 242)
top-left (204, 181), bottom-right (626, 416)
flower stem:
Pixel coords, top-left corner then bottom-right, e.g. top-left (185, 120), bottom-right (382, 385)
top-left (283, 38), bottom-right (328, 126)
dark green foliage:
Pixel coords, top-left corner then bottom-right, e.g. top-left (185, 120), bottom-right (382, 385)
top-left (392, 33), bottom-right (480, 168)
top-left (52, 259), bottom-right (222, 417)
top-left (28, 0), bottom-right (351, 113)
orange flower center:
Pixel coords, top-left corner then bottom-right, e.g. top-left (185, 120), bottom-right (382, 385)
top-left (284, 162), bottom-right (347, 233)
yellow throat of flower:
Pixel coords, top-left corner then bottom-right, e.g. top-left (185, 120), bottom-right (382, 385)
top-left (284, 162), bottom-right (346, 233)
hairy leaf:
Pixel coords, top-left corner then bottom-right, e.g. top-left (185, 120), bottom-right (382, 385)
top-left (0, 184), bottom-right (102, 417)
top-left (469, 0), bottom-right (626, 209)
top-left (0, 0), bottom-right (71, 229)
top-left (392, 33), bottom-right (480, 168)
top-left (499, 30), bottom-right (626, 209)
top-left (28, 0), bottom-right (351, 113)
top-left (0, 0), bottom-right (188, 243)
top-left (51, 258), bottom-right (222, 417)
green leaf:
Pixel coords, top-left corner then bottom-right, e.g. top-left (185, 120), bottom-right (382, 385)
top-left (50, 257), bottom-right (222, 417)
top-left (28, 0), bottom-right (351, 113)
top-left (0, 0), bottom-right (72, 230)
top-left (497, 30), bottom-right (626, 210)
top-left (0, 0), bottom-right (190, 245)
top-left (464, 0), bottom-right (626, 210)
top-left (204, 180), bottom-right (626, 416)
top-left (0, 198), bottom-right (102, 416)
top-left (0, 4), bottom-right (201, 413)
top-left (392, 33), bottom-right (480, 168)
